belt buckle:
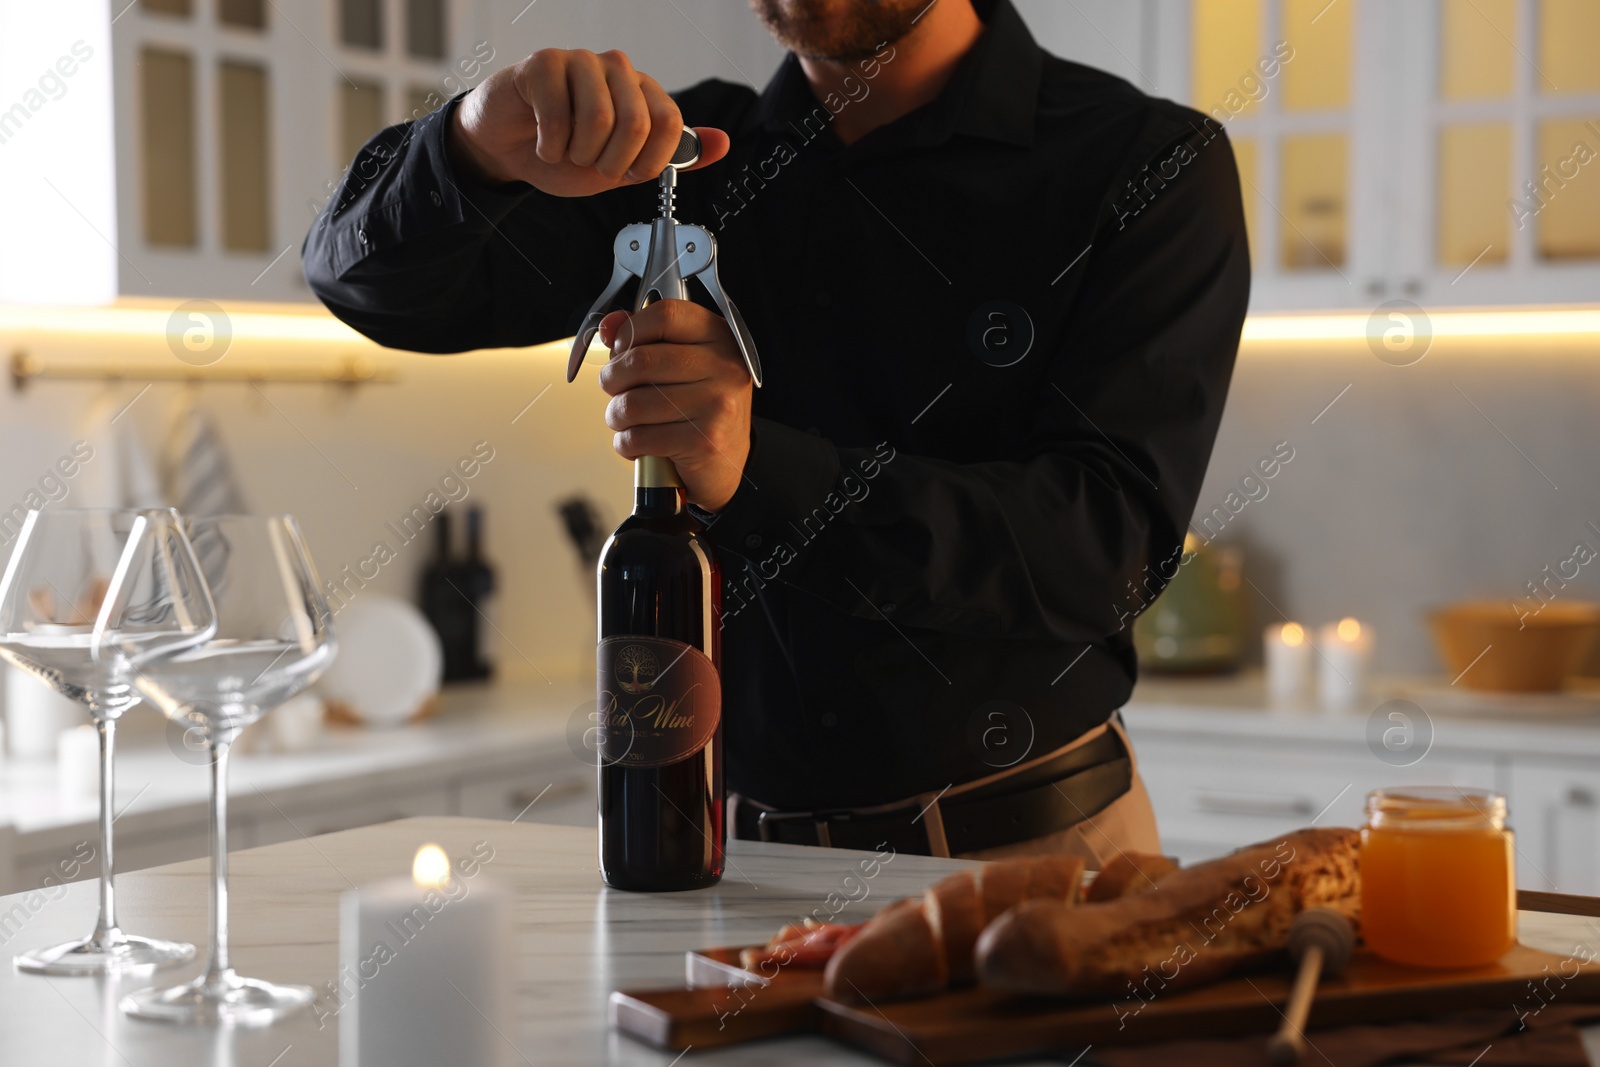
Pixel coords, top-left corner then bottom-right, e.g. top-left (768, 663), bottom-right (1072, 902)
top-left (756, 809), bottom-right (842, 848)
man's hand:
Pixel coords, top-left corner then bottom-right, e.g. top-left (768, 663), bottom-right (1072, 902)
top-left (449, 49), bottom-right (730, 197)
top-left (598, 301), bottom-right (754, 512)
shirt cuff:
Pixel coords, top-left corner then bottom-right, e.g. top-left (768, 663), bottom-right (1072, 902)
top-left (427, 93), bottom-right (533, 230)
top-left (703, 418), bottom-right (843, 565)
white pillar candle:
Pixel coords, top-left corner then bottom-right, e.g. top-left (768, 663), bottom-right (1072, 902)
top-left (6, 665), bottom-right (83, 760)
top-left (56, 724), bottom-right (99, 800)
top-left (1318, 617), bottom-right (1373, 713)
top-left (1264, 622), bottom-right (1313, 708)
top-left (340, 844), bottom-right (512, 1067)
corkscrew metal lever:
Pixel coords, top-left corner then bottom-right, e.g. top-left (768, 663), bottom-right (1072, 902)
top-left (565, 127), bottom-right (763, 387)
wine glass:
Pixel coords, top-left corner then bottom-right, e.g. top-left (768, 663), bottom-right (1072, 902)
top-left (111, 514), bottom-right (337, 1026)
top-left (0, 508), bottom-right (209, 975)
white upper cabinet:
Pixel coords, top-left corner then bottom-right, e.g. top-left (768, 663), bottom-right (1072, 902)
top-left (1024, 0), bottom-right (1600, 311)
top-left (0, 0), bottom-right (490, 306)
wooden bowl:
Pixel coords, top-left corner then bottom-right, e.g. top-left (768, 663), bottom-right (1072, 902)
top-left (1427, 600), bottom-right (1600, 692)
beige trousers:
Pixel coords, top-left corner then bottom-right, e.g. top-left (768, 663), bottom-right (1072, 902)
top-left (957, 717), bottom-right (1162, 867)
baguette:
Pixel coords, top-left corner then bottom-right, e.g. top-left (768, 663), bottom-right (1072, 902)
top-left (1083, 851), bottom-right (1180, 903)
top-left (976, 828), bottom-right (1360, 997)
top-left (826, 854), bottom-right (1086, 1003)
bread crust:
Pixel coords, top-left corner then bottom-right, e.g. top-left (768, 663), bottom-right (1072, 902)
top-left (824, 898), bottom-right (948, 1003)
top-left (1084, 852), bottom-right (1179, 903)
top-left (826, 855), bottom-right (1087, 1003)
top-left (977, 828), bottom-right (1360, 997)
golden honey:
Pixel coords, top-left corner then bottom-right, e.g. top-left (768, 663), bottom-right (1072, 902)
top-left (1360, 788), bottom-right (1516, 968)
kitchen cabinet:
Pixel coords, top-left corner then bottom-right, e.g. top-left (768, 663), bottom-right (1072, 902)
top-left (1125, 675), bottom-right (1600, 894)
top-left (1030, 0), bottom-right (1600, 311)
top-left (0, 0), bottom-right (495, 305)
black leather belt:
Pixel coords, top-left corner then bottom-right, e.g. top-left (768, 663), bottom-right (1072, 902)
top-left (732, 723), bottom-right (1132, 857)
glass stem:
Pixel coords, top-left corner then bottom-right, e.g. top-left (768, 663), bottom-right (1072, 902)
top-left (206, 740), bottom-right (233, 982)
top-left (90, 717), bottom-right (119, 945)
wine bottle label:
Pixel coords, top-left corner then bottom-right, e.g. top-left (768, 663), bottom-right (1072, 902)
top-left (596, 635), bottom-right (720, 768)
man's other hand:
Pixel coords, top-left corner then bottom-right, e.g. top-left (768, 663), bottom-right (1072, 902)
top-left (598, 301), bottom-right (754, 512)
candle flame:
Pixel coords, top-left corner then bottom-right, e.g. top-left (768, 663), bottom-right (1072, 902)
top-left (1337, 617), bottom-right (1362, 642)
top-left (1281, 622), bottom-right (1305, 647)
top-left (412, 844), bottom-right (452, 889)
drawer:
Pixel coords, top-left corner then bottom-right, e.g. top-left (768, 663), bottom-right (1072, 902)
top-left (1132, 734), bottom-right (1500, 861)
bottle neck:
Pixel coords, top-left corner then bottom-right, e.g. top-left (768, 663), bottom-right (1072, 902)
top-left (634, 457), bottom-right (686, 515)
top-left (635, 485), bottom-right (686, 515)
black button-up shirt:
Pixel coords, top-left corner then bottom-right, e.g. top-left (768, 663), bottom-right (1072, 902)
top-left (303, 0), bottom-right (1250, 812)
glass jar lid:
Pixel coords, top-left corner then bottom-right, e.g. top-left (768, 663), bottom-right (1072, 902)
top-left (1366, 786), bottom-right (1507, 831)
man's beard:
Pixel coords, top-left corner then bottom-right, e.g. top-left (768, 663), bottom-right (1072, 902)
top-left (749, 0), bottom-right (935, 61)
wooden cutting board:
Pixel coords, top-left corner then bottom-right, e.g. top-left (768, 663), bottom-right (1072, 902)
top-left (611, 942), bottom-right (1600, 1065)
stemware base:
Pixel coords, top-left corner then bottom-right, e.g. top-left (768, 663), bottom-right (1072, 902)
top-left (15, 931), bottom-right (195, 976)
top-left (120, 969), bottom-right (314, 1026)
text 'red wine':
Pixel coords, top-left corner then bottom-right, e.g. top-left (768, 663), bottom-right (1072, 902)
top-left (595, 454), bottom-right (724, 891)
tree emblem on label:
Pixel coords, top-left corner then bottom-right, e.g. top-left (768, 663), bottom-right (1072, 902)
top-left (615, 643), bottom-right (660, 694)
top-left (597, 636), bottom-right (721, 769)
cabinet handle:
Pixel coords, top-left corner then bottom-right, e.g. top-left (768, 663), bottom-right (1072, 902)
top-left (1567, 787), bottom-right (1596, 808)
top-left (1191, 793), bottom-right (1317, 819)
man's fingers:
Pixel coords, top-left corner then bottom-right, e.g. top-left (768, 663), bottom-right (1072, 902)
top-left (596, 55), bottom-right (652, 179)
top-left (598, 343), bottom-right (713, 396)
top-left (609, 298), bottom-right (725, 351)
top-left (523, 51), bottom-right (571, 164)
top-left (606, 383), bottom-right (696, 432)
top-left (565, 51), bottom-right (614, 167)
top-left (625, 77), bottom-right (688, 182)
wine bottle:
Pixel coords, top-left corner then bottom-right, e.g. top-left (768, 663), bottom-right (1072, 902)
top-left (596, 455), bottom-right (724, 891)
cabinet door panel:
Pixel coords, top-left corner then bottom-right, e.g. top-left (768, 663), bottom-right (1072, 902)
top-left (1507, 760), bottom-right (1600, 894)
top-left (1131, 732), bottom-right (1498, 863)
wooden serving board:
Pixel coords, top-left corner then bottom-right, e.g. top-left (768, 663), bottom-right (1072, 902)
top-left (610, 942), bottom-right (1600, 1065)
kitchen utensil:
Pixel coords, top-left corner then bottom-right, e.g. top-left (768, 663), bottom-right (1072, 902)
top-left (0, 508), bottom-right (207, 976)
top-left (1428, 599), bottom-right (1600, 692)
top-left (564, 127), bottom-right (762, 386)
top-left (110, 514), bottom-right (335, 1025)
top-left (1133, 536), bottom-right (1245, 673)
top-left (613, 938), bottom-right (1600, 1064)
top-left (1265, 908), bottom-right (1356, 1065)
top-left (315, 595), bottom-right (440, 727)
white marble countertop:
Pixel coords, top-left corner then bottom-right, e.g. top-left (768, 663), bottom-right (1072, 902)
top-left (0, 816), bottom-right (1596, 1067)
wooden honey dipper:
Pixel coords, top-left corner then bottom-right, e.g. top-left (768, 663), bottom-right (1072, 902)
top-left (1266, 907), bottom-right (1356, 1065)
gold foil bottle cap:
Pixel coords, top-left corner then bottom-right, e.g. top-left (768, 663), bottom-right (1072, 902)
top-left (635, 456), bottom-right (683, 489)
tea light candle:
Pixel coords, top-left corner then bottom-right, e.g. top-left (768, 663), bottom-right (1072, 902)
top-left (56, 724), bottom-right (99, 799)
top-left (1264, 622), bottom-right (1312, 707)
top-left (1318, 618), bottom-right (1373, 713)
top-left (340, 844), bottom-right (512, 1067)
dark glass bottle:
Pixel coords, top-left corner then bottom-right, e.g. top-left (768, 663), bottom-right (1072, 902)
top-left (596, 456), bottom-right (724, 891)
top-left (419, 511), bottom-right (492, 682)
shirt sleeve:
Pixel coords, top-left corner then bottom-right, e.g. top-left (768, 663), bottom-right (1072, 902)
top-left (300, 93), bottom-right (648, 353)
top-left (705, 118), bottom-right (1251, 645)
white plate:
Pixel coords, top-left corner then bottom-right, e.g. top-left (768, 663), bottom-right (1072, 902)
top-left (317, 596), bottom-right (442, 727)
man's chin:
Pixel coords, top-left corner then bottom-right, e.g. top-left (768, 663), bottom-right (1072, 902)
top-left (750, 0), bottom-right (932, 61)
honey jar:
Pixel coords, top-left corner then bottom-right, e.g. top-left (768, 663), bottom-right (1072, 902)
top-left (1361, 787), bottom-right (1517, 968)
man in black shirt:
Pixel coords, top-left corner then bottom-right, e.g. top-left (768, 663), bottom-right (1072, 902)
top-left (303, 0), bottom-right (1249, 861)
